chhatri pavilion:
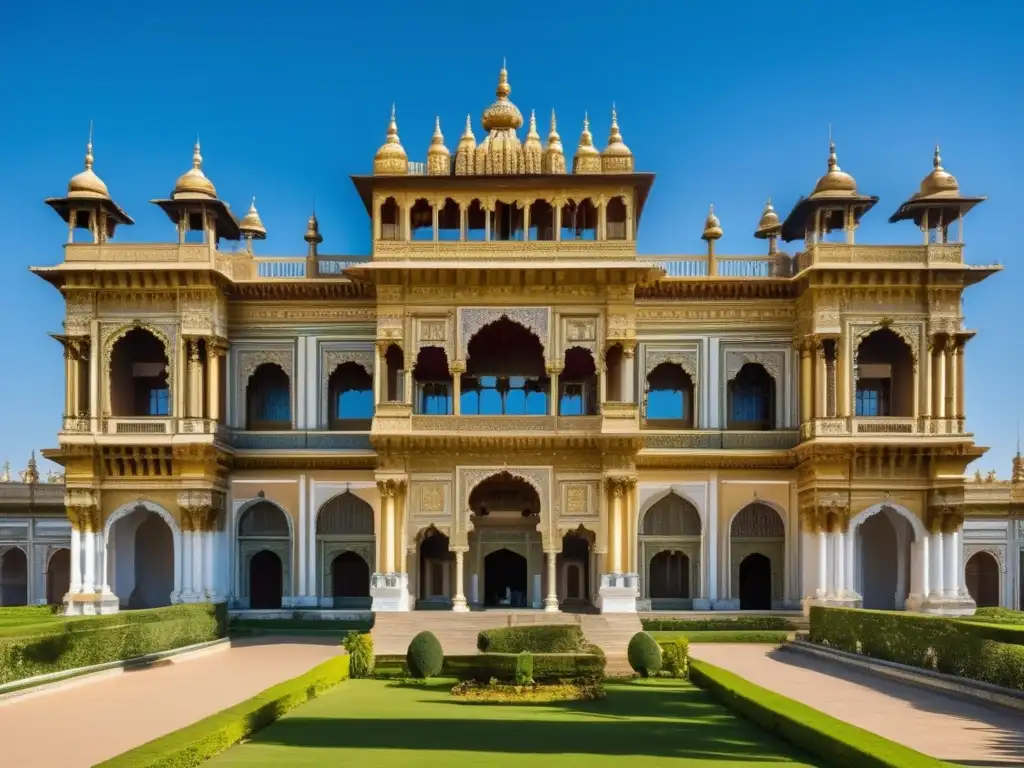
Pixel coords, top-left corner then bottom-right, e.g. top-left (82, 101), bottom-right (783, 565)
top-left (24, 67), bottom-right (1001, 617)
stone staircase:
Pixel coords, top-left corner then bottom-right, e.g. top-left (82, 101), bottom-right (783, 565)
top-left (371, 610), bottom-right (640, 673)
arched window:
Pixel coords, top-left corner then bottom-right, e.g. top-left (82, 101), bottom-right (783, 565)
top-left (413, 346), bottom-right (452, 415)
top-left (561, 199), bottom-right (597, 240)
top-left (466, 199), bottom-right (486, 241)
top-left (328, 362), bottom-right (373, 429)
top-left (529, 200), bottom-right (555, 241)
top-left (560, 347), bottom-right (597, 416)
top-left (728, 363), bottom-right (775, 430)
top-left (384, 344), bottom-right (405, 403)
top-left (493, 201), bottom-right (524, 241)
top-left (606, 197), bottom-right (628, 240)
top-left (410, 198), bottom-right (433, 241)
top-left (437, 198), bottom-right (460, 241)
top-left (109, 328), bottom-right (170, 417)
top-left (855, 329), bottom-right (915, 417)
top-left (462, 319), bottom-right (547, 416)
top-left (246, 363), bottom-right (291, 430)
top-left (379, 197), bottom-right (400, 240)
top-left (645, 363), bottom-right (694, 427)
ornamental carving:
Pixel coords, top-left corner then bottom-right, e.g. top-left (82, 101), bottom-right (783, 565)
top-left (563, 318), bottom-right (598, 355)
top-left (853, 323), bottom-right (921, 364)
top-left (724, 350), bottom-right (785, 382)
top-left (419, 483), bottom-right (446, 513)
top-left (644, 350), bottom-right (698, 380)
top-left (459, 308), bottom-right (550, 359)
top-left (963, 545), bottom-right (1006, 574)
top-left (730, 503), bottom-right (786, 538)
top-left (458, 467), bottom-right (551, 543)
top-left (566, 485), bottom-right (587, 515)
top-left (102, 321), bottom-right (173, 366)
top-left (238, 348), bottom-right (294, 383)
top-left (64, 292), bottom-right (94, 336)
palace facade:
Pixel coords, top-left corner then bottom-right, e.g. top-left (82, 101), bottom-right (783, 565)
top-left (30, 68), bottom-right (998, 616)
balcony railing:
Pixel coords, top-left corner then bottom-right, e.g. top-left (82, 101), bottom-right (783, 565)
top-left (800, 416), bottom-right (967, 439)
top-left (795, 243), bottom-right (965, 271)
top-left (645, 254), bottom-right (794, 278)
top-left (64, 242), bottom-right (213, 264)
top-left (105, 417), bottom-right (173, 435)
top-left (228, 430), bottom-right (373, 451)
top-left (642, 430), bottom-right (800, 451)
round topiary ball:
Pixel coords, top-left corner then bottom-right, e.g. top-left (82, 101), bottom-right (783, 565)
top-left (406, 630), bottom-right (443, 678)
top-left (627, 631), bottom-right (663, 677)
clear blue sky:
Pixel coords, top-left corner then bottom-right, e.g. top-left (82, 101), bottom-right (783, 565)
top-left (0, 2), bottom-right (1021, 476)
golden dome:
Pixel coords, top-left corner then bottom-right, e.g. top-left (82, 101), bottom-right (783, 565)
top-left (919, 144), bottom-right (960, 197)
top-left (525, 110), bottom-right (542, 148)
top-left (601, 105), bottom-right (633, 173)
top-left (373, 105), bottom-right (409, 176)
top-left (702, 204), bottom-right (723, 241)
top-left (67, 137), bottom-right (110, 198)
top-left (304, 212), bottom-right (323, 245)
top-left (239, 197), bottom-right (267, 239)
top-left (427, 116), bottom-right (451, 176)
top-left (173, 141), bottom-right (217, 199)
top-left (544, 110), bottom-right (566, 174)
top-left (428, 117), bottom-right (450, 157)
top-left (481, 65), bottom-right (523, 132)
top-left (811, 141), bottom-right (857, 197)
top-left (458, 114), bottom-right (476, 149)
top-left (573, 113), bottom-right (602, 174)
top-left (524, 110), bottom-right (543, 174)
top-left (755, 197), bottom-right (781, 236)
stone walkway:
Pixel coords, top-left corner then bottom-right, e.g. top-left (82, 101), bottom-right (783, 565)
top-left (691, 644), bottom-right (1024, 766)
top-left (0, 637), bottom-right (340, 768)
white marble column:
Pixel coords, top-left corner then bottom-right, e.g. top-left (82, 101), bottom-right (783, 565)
top-left (544, 550), bottom-right (559, 612)
top-left (82, 530), bottom-right (96, 592)
top-left (929, 531), bottom-right (944, 598)
top-left (943, 529), bottom-right (957, 598)
top-left (69, 527), bottom-right (82, 593)
top-left (834, 531), bottom-right (845, 597)
top-left (452, 550), bottom-right (468, 612)
top-left (181, 530), bottom-right (194, 601)
top-left (817, 532), bottom-right (828, 598)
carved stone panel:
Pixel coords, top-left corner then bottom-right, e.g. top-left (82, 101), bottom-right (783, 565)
top-left (459, 308), bottom-right (550, 359)
top-left (562, 316), bottom-right (598, 355)
top-left (724, 350), bottom-right (785, 381)
top-left (456, 466), bottom-right (553, 548)
top-left (415, 316), bottom-right (452, 360)
top-left (410, 477), bottom-right (451, 518)
top-left (558, 480), bottom-right (600, 521)
top-left (644, 349), bottom-right (698, 381)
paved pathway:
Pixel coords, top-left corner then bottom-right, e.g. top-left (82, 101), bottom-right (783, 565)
top-left (0, 637), bottom-right (340, 768)
top-left (691, 644), bottom-right (1024, 766)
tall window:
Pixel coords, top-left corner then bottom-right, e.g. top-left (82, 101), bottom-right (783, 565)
top-left (328, 362), bottom-right (373, 429)
top-left (728, 364), bottom-right (774, 430)
top-left (855, 378), bottom-right (891, 417)
top-left (246, 363), bottom-right (291, 430)
top-left (148, 388), bottom-right (170, 416)
top-left (559, 347), bottom-right (598, 416)
top-left (461, 376), bottom-right (547, 415)
top-left (645, 363), bottom-right (694, 427)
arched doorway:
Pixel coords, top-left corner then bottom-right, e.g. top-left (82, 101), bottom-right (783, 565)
top-left (109, 505), bottom-right (175, 610)
top-left (108, 327), bottom-right (170, 417)
top-left (331, 552), bottom-right (370, 603)
top-left (857, 509), bottom-right (912, 610)
top-left (0, 548), bottom-right (28, 605)
top-left (558, 528), bottom-right (593, 606)
top-left (461, 318), bottom-right (547, 416)
top-left (639, 492), bottom-right (702, 609)
top-left (46, 548), bottom-right (71, 605)
top-left (738, 553), bottom-right (772, 610)
top-left (965, 551), bottom-right (1000, 608)
top-left (316, 492), bottom-right (374, 608)
top-left (418, 528), bottom-right (452, 605)
top-left (249, 550), bottom-right (283, 609)
top-left (729, 503), bottom-right (785, 609)
top-left (237, 501), bottom-right (291, 609)
top-left (649, 551), bottom-right (689, 599)
top-left (484, 549), bottom-right (527, 607)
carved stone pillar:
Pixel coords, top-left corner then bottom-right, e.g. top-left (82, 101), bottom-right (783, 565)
top-left (598, 361), bottom-right (607, 406)
top-left (206, 339), bottom-right (222, 422)
top-left (64, 490), bottom-right (117, 615)
top-left (836, 335), bottom-right (850, 419)
top-left (799, 341), bottom-right (812, 424)
top-left (544, 550), bottom-right (559, 612)
top-left (955, 343), bottom-right (966, 420)
top-left (186, 340), bottom-right (203, 418)
top-left (179, 490), bottom-right (213, 603)
top-left (452, 548), bottom-right (468, 611)
top-left (373, 342), bottom-right (386, 405)
top-left (547, 362), bottom-right (563, 416)
top-left (379, 481), bottom-right (396, 573)
top-left (371, 477), bottom-right (410, 611)
top-left (813, 338), bottom-right (826, 419)
top-left (450, 360), bottom-right (465, 416)
top-left (932, 336), bottom-right (947, 419)
top-left (621, 342), bottom-right (636, 404)
top-left (64, 345), bottom-right (74, 417)
top-left (608, 478), bottom-right (623, 574)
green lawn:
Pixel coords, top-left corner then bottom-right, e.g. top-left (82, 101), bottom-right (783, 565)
top-left (208, 678), bottom-right (821, 766)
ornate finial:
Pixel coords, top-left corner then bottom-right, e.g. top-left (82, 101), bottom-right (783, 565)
top-left (427, 116), bottom-right (450, 175)
top-left (496, 64), bottom-right (511, 100)
top-left (192, 139), bottom-right (203, 170)
top-left (934, 142), bottom-right (943, 169)
top-left (550, 109), bottom-right (558, 134)
top-left (386, 105), bottom-right (399, 143)
top-left (463, 114), bottom-right (473, 138)
top-left (573, 112), bottom-right (600, 174)
top-left (827, 139), bottom-right (838, 171)
top-left (702, 203), bottom-right (723, 241)
top-left (85, 121), bottom-right (94, 171)
top-left (527, 109), bottom-right (540, 139)
top-left (23, 451), bottom-right (39, 485)
top-left (374, 104), bottom-right (408, 175)
top-left (601, 104), bottom-right (633, 172)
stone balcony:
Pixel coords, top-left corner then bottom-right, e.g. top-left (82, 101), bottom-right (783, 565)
top-left (228, 430), bottom-right (373, 451)
top-left (800, 416), bottom-right (968, 440)
top-left (642, 430), bottom-right (800, 451)
top-left (795, 243), bottom-right (964, 271)
top-left (59, 416), bottom-right (225, 443)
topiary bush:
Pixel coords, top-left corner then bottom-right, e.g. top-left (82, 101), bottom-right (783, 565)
top-left (342, 631), bottom-right (374, 678)
top-left (477, 625), bottom-right (585, 653)
top-left (406, 630), bottom-right (443, 679)
top-left (627, 631), bottom-right (662, 677)
top-left (515, 651), bottom-right (534, 684)
top-left (659, 636), bottom-right (689, 678)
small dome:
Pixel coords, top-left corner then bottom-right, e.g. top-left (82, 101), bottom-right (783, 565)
top-left (755, 197), bottom-right (781, 237)
top-left (239, 198), bottom-right (266, 239)
top-left (374, 105), bottom-right (408, 175)
top-left (427, 117), bottom-right (450, 158)
top-left (173, 141), bottom-right (217, 199)
top-left (543, 110), bottom-right (566, 174)
top-left (304, 212), bottom-right (323, 245)
top-left (601, 105), bottom-right (631, 157)
top-left (572, 113), bottom-right (601, 174)
top-left (481, 66), bottom-right (523, 132)
top-left (811, 141), bottom-right (857, 197)
top-left (702, 204), bottom-right (723, 241)
top-left (525, 110), bottom-right (542, 148)
top-left (67, 140), bottom-right (110, 198)
top-left (919, 144), bottom-right (960, 197)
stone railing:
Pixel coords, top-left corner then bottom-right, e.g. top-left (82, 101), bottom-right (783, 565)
top-left (795, 243), bottom-right (965, 271)
top-left (642, 430), bottom-right (800, 451)
top-left (228, 430), bottom-right (373, 451)
top-left (104, 417), bottom-right (173, 435)
top-left (646, 253), bottom-right (793, 278)
top-left (372, 239), bottom-right (635, 261)
top-left (222, 255), bottom-right (371, 280)
top-left (800, 416), bottom-right (967, 440)
top-left (63, 242), bottom-right (213, 265)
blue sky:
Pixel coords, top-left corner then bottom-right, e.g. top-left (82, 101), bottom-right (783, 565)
top-left (0, 2), bottom-right (1021, 475)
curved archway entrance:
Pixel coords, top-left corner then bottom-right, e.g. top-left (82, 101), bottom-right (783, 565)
top-left (484, 549), bottom-right (527, 607)
top-left (649, 550), bottom-right (689, 599)
top-left (330, 552), bottom-right (370, 606)
top-left (857, 508), bottom-right (913, 610)
top-left (965, 551), bottom-right (1000, 608)
top-left (0, 548), bottom-right (28, 605)
top-left (249, 550), bottom-right (283, 609)
top-left (46, 548), bottom-right (71, 605)
top-left (557, 528), bottom-right (593, 607)
top-left (739, 553), bottom-right (772, 610)
top-left (109, 505), bottom-right (175, 610)
top-left (639, 492), bottom-right (701, 609)
top-left (418, 529), bottom-right (452, 606)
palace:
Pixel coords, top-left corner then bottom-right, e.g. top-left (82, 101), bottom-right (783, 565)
top-left (21, 67), bottom-right (1004, 617)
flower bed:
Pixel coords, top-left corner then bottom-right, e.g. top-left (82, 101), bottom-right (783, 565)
top-left (450, 679), bottom-right (605, 702)
top-left (642, 616), bottom-right (797, 632)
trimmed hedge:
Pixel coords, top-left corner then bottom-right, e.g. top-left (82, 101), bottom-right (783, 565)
top-left (407, 631), bottom-right (443, 678)
top-left (627, 631), bottom-right (662, 677)
top-left (810, 606), bottom-right (1024, 691)
top-left (658, 637), bottom-right (689, 678)
top-left (96, 654), bottom-right (350, 767)
top-left (442, 652), bottom-right (605, 683)
top-left (342, 631), bottom-right (374, 678)
top-left (477, 624), bottom-right (585, 653)
top-left (653, 630), bottom-right (791, 644)
top-left (961, 607), bottom-right (1024, 626)
top-left (0, 604), bottom-right (226, 685)
top-left (515, 651), bottom-right (534, 684)
top-left (690, 658), bottom-right (945, 767)
top-left (642, 616), bottom-right (797, 632)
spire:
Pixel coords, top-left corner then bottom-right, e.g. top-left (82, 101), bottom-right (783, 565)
top-left (573, 112), bottom-right (601, 174)
top-left (239, 196), bottom-right (267, 241)
top-left (172, 137), bottom-right (217, 198)
top-left (811, 128), bottom-right (857, 196)
top-left (427, 116), bottom-right (451, 176)
top-left (0, 461), bottom-right (9, 483)
top-left (702, 203), bottom-right (723, 241)
top-left (67, 122), bottom-right (110, 198)
top-left (523, 109), bottom-right (543, 173)
top-left (85, 120), bottom-right (94, 171)
top-left (373, 104), bottom-right (408, 175)
top-left (304, 209), bottom-right (322, 245)
top-left (542, 109), bottom-right (566, 174)
top-left (23, 451), bottom-right (38, 485)
top-left (527, 109), bottom-right (540, 141)
top-left (482, 63), bottom-right (523, 131)
top-left (192, 139), bottom-right (203, 170)
top-left (454, 114), bottom-right (478, 176)
top-left (601, 103), bottom-right (633, 172)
